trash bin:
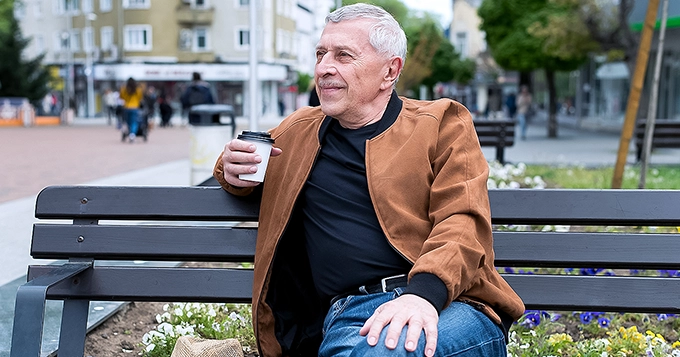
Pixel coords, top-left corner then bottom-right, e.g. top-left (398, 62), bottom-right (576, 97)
top-left (188, 104), bottom-right (236, 185)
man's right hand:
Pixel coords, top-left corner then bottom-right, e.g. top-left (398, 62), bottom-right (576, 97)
top-left (220, 138), bottom-right (282, 187)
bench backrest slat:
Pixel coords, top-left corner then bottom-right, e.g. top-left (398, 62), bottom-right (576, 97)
top-left (505, 275), bottom-right (680, 313)
top-left (489, 189), bottom-right (680, 226)
top-left (31, 224), bottom-right (257, 261)
top-left (28, 266), bottom-right (253, 303)
top-left (494, 232), bottom-right (680, 269)
top-left (35, 186), bottom-right (260, 221)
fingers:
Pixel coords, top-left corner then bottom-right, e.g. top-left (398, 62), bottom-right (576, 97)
top-left (221, 139), bottom-right (280, 187)
top-left (359, 295), bottom-right (439, 356)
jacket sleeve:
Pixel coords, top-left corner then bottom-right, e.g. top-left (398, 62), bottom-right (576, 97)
top-left (410, 101), bottom-right (494, 308)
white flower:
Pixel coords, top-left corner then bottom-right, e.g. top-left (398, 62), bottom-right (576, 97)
top-left (508, 181), bottom-right (520, 189)
top-left (554, 225), bottom-right (571, 232)
top-left (145, 343), bottom-right (156, 352)
top-left (159, 322), bottom-right (175, 337)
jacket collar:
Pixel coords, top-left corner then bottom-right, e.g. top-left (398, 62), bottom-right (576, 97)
top-left (318, 91), bottom-right (403, 141)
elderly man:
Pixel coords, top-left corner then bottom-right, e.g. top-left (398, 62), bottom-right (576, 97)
top-left (213, 3), bottom-right (524, 356)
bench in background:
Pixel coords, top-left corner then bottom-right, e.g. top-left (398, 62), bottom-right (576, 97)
top-left (10, 186), bottom-right (680, 356)
top-left (634, 119), bottom-right (680, 161)
top-left (474, 119), bottom-right (515, 163)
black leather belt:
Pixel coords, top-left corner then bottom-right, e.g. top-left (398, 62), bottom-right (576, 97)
top-left (330, 274), bottom-right (408, 305)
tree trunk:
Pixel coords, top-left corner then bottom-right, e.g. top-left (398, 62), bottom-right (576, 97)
top-left (546, 69), bottom-right (558, 138)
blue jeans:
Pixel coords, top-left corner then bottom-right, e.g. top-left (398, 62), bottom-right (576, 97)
top-left (517, 113), bottom-right (527, 139)
top-left (126, 109), bottom-right (140, 136)
top-left (319, 288), bottom-right (506, 357)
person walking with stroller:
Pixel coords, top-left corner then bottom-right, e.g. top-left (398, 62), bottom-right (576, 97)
top-left (119, 77), bottom-right (144, 142)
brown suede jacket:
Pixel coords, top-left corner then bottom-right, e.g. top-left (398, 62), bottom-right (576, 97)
top-left (213, 96), bottom-right (525, 357)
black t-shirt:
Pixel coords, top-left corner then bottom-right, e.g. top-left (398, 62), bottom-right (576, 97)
top-left (302, 118), bottom-right (412, 300)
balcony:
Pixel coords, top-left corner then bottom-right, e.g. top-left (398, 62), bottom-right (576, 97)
top-left (176, 6), bottom-right (214, 25)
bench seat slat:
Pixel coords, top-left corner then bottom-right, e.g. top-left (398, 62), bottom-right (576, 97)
top-left (494, 231), bottom-right (680, 269)
top-left (489, 189), bottom-right (680, 226)
top-left (504, 274), bottom-right (680, 313)
top-left (31, 224), bottom-right (257, 261)
top-left (35, 186), bottom-right (260, 221)
top-left (28, 266), bottom-right (253, 303)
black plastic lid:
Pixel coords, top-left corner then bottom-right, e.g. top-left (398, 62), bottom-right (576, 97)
top-left (237, 131), bottom-right (275, 144)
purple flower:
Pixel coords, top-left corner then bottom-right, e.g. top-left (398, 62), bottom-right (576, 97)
top-left (597, 317), bottom-right (610, 328)
top-left (521, 311), bottom-right (542, 328)
top-left (579, 312), bottom-right (593, 324)
top-left (504, 267), bottom-right (515, 274)
top-left (580, 268), bottom-right (603, 275)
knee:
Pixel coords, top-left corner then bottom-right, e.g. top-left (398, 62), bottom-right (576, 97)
top-left (350, 329), bottom-right (421, 357)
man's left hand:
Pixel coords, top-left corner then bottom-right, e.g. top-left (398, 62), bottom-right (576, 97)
top-left (359, 294), bottom-right (438, 357)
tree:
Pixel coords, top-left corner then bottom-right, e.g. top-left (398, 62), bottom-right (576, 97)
top-left (479, 0), bottom-right (594, 137)
top-left (0, 0), bottom-right (50, 103)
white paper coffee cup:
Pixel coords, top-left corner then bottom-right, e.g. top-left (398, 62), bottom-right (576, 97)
top-left (237, 131), bottom-right (275, 182)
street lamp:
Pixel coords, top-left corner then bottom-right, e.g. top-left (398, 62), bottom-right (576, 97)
top-left (85, 12), bottom-right (97, 118)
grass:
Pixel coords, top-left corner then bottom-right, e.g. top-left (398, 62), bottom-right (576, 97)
top-left (523, 165), bottom-right (680, 189)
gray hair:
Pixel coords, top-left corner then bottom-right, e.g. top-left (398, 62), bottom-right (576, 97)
top-left (326, 3), bottom-right (407, 64)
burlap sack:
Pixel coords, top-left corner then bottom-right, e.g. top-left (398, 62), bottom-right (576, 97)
top-left (170, 336), bottom-right (244, 357)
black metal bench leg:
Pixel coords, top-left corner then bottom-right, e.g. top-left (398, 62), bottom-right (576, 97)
top-left (58, 299), bottom-right (90, 356)
top-left (9, 262), bottom-right (92, 357)
top-left (10, 285), bottom-right (49, 357)
top-left (496, 146), bottom-right (505, 164)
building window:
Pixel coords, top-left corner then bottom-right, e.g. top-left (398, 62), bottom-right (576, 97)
top-left (83, 27), bottom-right (94, 52)
top-left (124, 25), bottom-right (152, 51)
top-left (35, 35), bottom-right (45, 53)
top-left (193, 27), bottom-right (210, 51)
top-left (455, 32), bottom-right (468, 58)
top-left (34, 0), bottom-right (43, 18)
top-left (236, 28), bottom-right (249, 50)
top-left (70, 30), bottom-right (81, 52)
top-left (100, 0), bottom-right (112, 11)
top-left (100, 26), bottom-right (113, 50)
top-left (55, 32), bottom-right (69, 51)
top-left (193, 0), bottom-right (208, 8)
top-left (13, 2), bottom-right (26, 19)
top-left (123, 0), bottom-right (150, 9)
top-left (82, 0), bottom-right (92, 13)
top-left (66, 0), bottom-right (80, 13)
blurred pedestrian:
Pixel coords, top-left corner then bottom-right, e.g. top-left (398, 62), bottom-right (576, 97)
top-left (103, 89), bottom-right (120, 126)
top-left (516, 85), bottom-right (532, 140)
top-left (119, 77), bottom-right (144, 142)
top-left (142, 85), bottom-right (157, 129)
top-left (180, 72), bottom-right (214, 123)
top-left (158, 92), bottom-right (173, 127)
top-left (505, 92), bottom-right (517, 119)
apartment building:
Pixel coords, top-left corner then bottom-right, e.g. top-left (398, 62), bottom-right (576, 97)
top-left (18, 0), bottom-right (329, 118)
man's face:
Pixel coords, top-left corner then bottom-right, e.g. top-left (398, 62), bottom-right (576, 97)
top-left (314, 19), bottom-right (396, 126)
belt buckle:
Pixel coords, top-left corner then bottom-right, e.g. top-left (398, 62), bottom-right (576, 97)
top-left (380, 274), bottom-right (406, 292)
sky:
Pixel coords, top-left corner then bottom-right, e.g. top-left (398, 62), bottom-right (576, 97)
top-left (402, 0), bottom-right (453, 28)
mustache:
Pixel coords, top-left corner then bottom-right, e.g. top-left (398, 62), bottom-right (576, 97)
top-left (317, 80), bottom-right (345, 88)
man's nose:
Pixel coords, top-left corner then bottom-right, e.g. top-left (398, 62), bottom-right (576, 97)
top-left (315, 56), bottom-right (337, 76)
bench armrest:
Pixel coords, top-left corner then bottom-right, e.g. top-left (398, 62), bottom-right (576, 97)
top-left (10, 262), bottom-right (92, 357)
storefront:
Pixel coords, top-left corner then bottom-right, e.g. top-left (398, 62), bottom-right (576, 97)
top-left (92, 62), bottom-right (290, 118)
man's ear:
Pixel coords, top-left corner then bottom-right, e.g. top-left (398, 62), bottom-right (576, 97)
top-left (380, 57), bottom-right (404, 90)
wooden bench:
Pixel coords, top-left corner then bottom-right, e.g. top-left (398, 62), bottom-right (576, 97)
top-left (634, 119), bottom-right (680, 161)
top-left (474, 119), bottom-right (515, 163)
top-left (10, 186), bottom-right (680, 356)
